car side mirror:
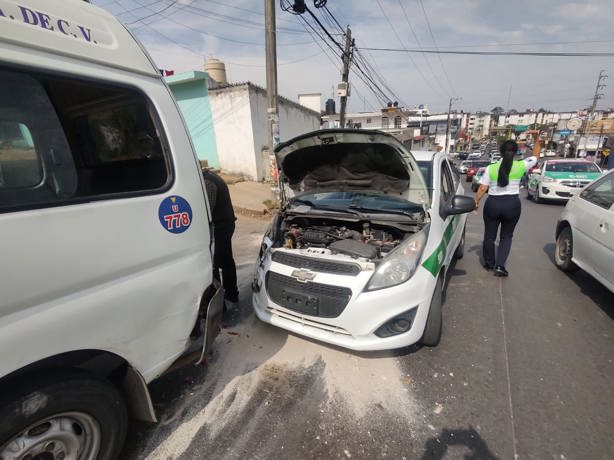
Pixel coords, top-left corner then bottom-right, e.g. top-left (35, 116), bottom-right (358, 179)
top-left (444, 195), bottom-right (475, 217)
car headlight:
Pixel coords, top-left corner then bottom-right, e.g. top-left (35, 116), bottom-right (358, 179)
top-left (541, 176), bottom-right (555, 183)
top-left (366, 228), bottom-right (428, 291)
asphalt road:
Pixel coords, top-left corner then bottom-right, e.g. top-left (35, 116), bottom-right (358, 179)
top-left (122, 192), bottom-right (613, 460)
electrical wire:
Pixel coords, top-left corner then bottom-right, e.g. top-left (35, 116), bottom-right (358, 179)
top-left (127, 0), bottom-right (315, 47)
top-left (417, 0), bottom-right (457, 95)
top-left (375, 0), bottom-right (443, 99)
top-left (125, 0), bottom-right (177, 25)
top-left (396, 0), bottom-right (449, 97)
top-left (360, 47), bottom-right (614, 57)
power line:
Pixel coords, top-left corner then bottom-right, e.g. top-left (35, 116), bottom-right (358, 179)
top-left (128, 0), bottom-right (315, 47)
top-left (375, 0), bottom-right (443, 99)
top-left (125, 0), bottom-right (177, 25)
top-left (417, 0), bottom-right (456, 95)
top-left (293, 10), bottom-right (389, 107)
top-left (396, 0), bottom-right (448, 97)
top-left (360, 47), bottom-right (614, 57)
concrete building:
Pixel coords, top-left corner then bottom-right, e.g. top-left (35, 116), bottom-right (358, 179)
top-left (466, 112), bottom-right (492, 139)
top-left (208, 82), bottom-right (320, 180)
top-left (165, 71), bottom-right (219, 168)
top-left (298, 93), bottom-right (322, 113)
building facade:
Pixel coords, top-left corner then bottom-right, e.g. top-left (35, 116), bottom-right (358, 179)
top-left (209, 82), bottom-right (320, 180)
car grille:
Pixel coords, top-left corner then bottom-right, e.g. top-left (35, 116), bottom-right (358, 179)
top-left (555, 191), bottom-right (573, 198)
top-left (265, 271), bottom-right (352, 318)
top-left (560, 180), bottom-right (590, 188)
top-left (272, 251), bottom-right (361, 276)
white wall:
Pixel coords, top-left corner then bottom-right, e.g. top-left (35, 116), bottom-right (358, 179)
top-left (298, 93), bottom-right (322, 113)
top-left (212, 84), bottom-right (320, 181)
top-left (248, 88), bottom-right (320, 180)
top-left (209, 86), bottom-right (259, 179)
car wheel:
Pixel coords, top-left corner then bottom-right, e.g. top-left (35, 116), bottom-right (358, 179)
top-left (421, 278), bottom-right (443, 347)
top-left (555, 226), bottom-right (579, 273)
top-left (0, 371), bottom-right (127, 460)
top-left (453, 226), bottom-right (465, 260)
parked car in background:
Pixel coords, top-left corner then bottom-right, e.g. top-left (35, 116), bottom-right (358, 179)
top-left (472, 167), bottom-right (487, 192)
top-left (490, 154), bottom-right (501, 163)
top-left (459, 160), bottom-right (472, 173)
top-left (252, 133), bottom-right (475, 351)
top-left (466, 161), bottom-right (491, 182)
top-left (555, 170), bottom-right (614, 293)
top-left (541, 149), bottom-right (557, 158)
top-left (527, 160), bottom-right (602, 202)
top-left (468, 152), bottom-right (482, 160)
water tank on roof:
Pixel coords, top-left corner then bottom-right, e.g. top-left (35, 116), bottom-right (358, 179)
top-left (325, 98), bottom-right (336, 115)
top-left (204, 59), bottom-right (227, 84)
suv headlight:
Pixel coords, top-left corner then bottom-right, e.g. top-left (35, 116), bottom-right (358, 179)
top-left (366, 228), bottom-right (428, 291)
top-left (541, 175), bottom-right (555, 183)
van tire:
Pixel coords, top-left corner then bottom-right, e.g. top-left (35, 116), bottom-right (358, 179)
top-left (453, 227), bottom-right (466, 260)
top-left (555, 226), bottom-right (579, 273)
top-left (0, 371), bottom-right (127, 460)
top-left (421, 278), bottom-right (443, 347)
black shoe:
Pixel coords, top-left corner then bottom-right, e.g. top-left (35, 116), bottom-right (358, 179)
top-left (482, 263), bottom-right (495, 270)
top-left (494, 266), bottom-right (509, 277)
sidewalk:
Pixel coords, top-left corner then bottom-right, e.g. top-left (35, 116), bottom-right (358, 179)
top-left (227, 181), bottom-right (278, 218)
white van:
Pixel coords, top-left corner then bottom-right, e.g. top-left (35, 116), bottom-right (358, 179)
top-left (0, 1), bottom-right (223, 458)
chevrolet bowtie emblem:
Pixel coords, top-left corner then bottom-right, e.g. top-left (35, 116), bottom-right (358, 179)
top-left (291, 269), bottom-right (316, 283)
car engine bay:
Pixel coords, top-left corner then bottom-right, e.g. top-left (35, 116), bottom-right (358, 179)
top-left (275, 214), bottom-right (425, 260)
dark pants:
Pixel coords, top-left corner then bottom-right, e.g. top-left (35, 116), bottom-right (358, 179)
top-left (213, 221), bottom-right (238, 302)
top-left (482, 195), bottom-right (521, 268)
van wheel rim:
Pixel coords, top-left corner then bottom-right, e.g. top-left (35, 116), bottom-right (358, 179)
top-left (0, 412), bottom-right (100, 460)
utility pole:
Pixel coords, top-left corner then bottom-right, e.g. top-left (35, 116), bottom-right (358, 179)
top-left (444, 97), bottom-right (461, 153)
top-left (265, 0), bottom-right (279, 154)
top-left (338, 26), bottom-right (353, 129)
top-left (581, 70), bottom-right (608, 155)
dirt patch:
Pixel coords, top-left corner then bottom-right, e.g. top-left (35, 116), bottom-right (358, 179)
top-left (146, 315), bottom-right (419, 459)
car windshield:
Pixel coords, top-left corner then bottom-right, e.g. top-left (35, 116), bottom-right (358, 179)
top-left (545, 162), bottom-right (600, 173)
top-left (472, 161), bottom-right (491, 168)
top-left (291, 191), bottom-right (424, 213)
top-left (417, 160), bottom-right (433, 189)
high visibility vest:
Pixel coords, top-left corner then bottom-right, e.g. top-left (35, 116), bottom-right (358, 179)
top-left (488, 160), bottom-right (526, 182)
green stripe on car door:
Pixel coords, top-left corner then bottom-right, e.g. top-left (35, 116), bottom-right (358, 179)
top-left (422, 216), bottom-right (458, 277)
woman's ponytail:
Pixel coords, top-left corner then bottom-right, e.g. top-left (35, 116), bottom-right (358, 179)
top-left (497, 140), bottom-right (518, 187)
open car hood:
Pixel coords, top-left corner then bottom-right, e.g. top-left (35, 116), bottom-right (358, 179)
top-left (275, 129), bottom-right (429, 206)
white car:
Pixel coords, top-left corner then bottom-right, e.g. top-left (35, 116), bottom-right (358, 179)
top-left (252, 131), bottom-right (474, 351)
top-left (527, 160), bottom-right (602, 202)
top-left (459, 160), bottom-right (472, 174)
top-left (555, 170), bottom-right (614, 292)
top-left (468, 152), bottom-right (482, 160)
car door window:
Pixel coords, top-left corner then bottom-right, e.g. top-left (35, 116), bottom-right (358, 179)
top-left (440, 161), bottom-right (454, 203)
top-left (580, 173), bottom-right (614, 210)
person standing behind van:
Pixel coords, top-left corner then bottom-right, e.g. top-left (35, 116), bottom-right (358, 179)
top-left (474, 140), bottom-right (537, 277)
top-left (202, 169), bottom-right (239, 303)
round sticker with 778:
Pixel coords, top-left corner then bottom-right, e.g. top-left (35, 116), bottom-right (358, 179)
top-left (158, 196), bottom-right (193, 234)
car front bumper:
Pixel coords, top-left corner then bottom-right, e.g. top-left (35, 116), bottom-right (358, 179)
top-left (540, 181), bottom-right (587, 200)
top-left (252, 255), bottom-right (437, 351)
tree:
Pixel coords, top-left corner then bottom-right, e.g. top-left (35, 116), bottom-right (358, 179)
top-left (491, 106), bottom-right (504, 114)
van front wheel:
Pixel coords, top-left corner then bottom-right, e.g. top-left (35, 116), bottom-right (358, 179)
top-left (0, 371), bottom-right (127, 460)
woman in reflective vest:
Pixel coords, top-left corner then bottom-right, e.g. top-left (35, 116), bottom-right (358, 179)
top-left (474, 140), bottom-right (537, 277)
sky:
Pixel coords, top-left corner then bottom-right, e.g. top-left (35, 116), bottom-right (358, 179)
top-left (92, 0), bottom-right (614, 114)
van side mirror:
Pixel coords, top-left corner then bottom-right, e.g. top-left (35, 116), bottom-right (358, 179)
top-left (444, 195), bottom-right (475, 217)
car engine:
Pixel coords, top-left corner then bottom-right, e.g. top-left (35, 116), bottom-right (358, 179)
top-left (280, 218), bottom-right (405, 260)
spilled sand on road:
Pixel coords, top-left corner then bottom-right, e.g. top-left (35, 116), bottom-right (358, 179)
top-left (147, 314), bottom-right (417, 459)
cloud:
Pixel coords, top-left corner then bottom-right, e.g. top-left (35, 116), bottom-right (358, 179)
top-left (93, 0), bottom-right (614, 113)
